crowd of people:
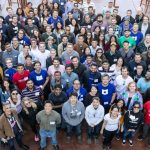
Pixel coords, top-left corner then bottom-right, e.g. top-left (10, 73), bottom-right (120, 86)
top-left (0, 0), bottom-right (150, 150)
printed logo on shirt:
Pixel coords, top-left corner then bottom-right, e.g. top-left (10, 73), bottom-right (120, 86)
top-left (102, 89), bottom-right (108, 95)
top-left (24, 77), bottom-right (28, 81)
top-left (36, 75), bottom-right (43, 81)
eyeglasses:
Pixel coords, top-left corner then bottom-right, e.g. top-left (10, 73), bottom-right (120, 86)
top-left (12, 93), bottom-right (18, 95)
top-left (97, 51), bottom-right (102, 53)
top-left (134, 106), bottom-right (140, 109)
top-left (25, 102), bottom-right (30, 105)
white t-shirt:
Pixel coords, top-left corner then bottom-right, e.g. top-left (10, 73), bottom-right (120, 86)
top-left (104, 113), bottom-right (121, 131)
top-left (114, 75), bottom-right (133, 96)
top-left (37, 50), bottom-right (50, 70)
top-left (30, 47), bottom-right (40, 60)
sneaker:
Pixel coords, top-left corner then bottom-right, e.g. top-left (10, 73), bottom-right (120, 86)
top-left (138, 135), bottom-right (143, 141)
top-left (66, 136), bottom-right (71, 144)
top-left (148, 142), bottom-right (150, 147)
top-left (102, 145), bottom-right (107, 150)
top-left (129, 139), bottom-right (133, 146)
top-left (77, 136), bottom-right (82, 144)
top-left (115, 135), bottom-right (120, 140)
top-left (108, 145), bottom-right (111, 150)
top-left (94, 138), bottom-right (99, 144)
top-left (122, 139), bottom-right (126, 145)
top-left (87, 138), bottom-right (91, 144)
top-left (34, 135), bottom-right (40, 142)
top-left (53, 145), bottom-right (59, 150)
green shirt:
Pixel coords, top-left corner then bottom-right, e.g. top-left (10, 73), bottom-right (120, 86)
top-left (118, 36), bottom-right (136, 48)
top-left (36, 110), bottom-right (61, 131)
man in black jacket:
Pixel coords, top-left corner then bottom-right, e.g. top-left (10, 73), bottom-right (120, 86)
top-left (71, 56), bottom-right (87, 83)
top-left (7, 15), bottom-right (23, 41)
top-left (82, 63), bottom-right (101, 92)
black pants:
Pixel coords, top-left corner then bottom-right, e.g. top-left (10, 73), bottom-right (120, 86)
top-left (30, 123), bottom-right (38, 135)
top-left (7, 131), bottom-right (23, 150)
top-left (143, 123), bottom-right (150, 143)
top-left (103, 129), bottom-right (117, 147)
top-left (87, 122), bottom-right (102, 138)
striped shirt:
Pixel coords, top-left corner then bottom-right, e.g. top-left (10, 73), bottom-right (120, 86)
top-left (82, 2), bottom-right (96, 14)
top-left (98, 67), bottom-right (116, 83)
top-left (21, 86), bottom-right (43, 102)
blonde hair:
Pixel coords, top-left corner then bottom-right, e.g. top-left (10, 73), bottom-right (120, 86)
top-left (21, 97), bottom-right (37, 114)
top-left (127, 81), bottom-right (138, 91)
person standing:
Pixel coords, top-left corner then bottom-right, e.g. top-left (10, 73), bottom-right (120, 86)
top-left (114, 66), bottom-right (133, 97)
top-left (138, 100), bottom-right (150, 146)
top-left (100, 105), bottom-right (121, 150)
top-left (36, 100), bottom-right (61, 150)
top-left (0, 101), bottom-right (29, 150)
top-left (97, 74), bottom-right (116, 113)
top-left (122, 102), bottom-right (143, 146)
top-left (85, 97), bottom-right (104, 144)
top-left (62, 92), bottom-right (85, 144)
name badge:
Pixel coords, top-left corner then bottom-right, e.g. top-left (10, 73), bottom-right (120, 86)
top-left (35, 92), bottom-right (39, 96)
top-left (104, 102), bottom-right (109, 105)
top-left (79, 98), bottom-right (83, 101)
top-left (94, 79), bottom-right (98, 83)
top-left (77, 111), bottom-right (81, 116)
top-left (36, 75), bottom-right (43, 81)
top-left (24, 77), bottom-right (28, 81)
top-left (114, 59), bottom-right (117, 62)
top-left (50, 121), bottom-right (55, 125)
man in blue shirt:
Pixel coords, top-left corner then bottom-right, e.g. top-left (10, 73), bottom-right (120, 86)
top-left (130, 23), bottom-right (143, 46)
top-left (4, 58), bottom-right (17, 81)
top-left (97, 74), bottom-right (116, 113)
top-left (48, 10), bottom-right (63, 29)
top-left (29, 61), bottom-right (49, 90)
top-left (62, 64), bottom-right (79, 89)
top-left (66, 79), bottom-right (87, 103)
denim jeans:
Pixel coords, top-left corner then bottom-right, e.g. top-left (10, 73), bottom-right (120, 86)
top-left (66, 123), bottom-right (81, 137)
top-left (39, 129), bottom-right (58, 148)
top-left (122, 127), bottom-right (136, 140)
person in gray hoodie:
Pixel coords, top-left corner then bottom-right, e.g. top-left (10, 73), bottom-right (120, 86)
top-left (62, 92), bottom-right (85, 144)
top-left (85, 97), bottom-right (104, 144)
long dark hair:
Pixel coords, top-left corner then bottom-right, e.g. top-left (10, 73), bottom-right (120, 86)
top-left (1, 78), bottom-right (14, 92)
top-left (16, 8), bottom-right (25, 16)
top-left (108, 35), bottom-right (118, 45)
top-left (98, 33), bottom-right (105, 47)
